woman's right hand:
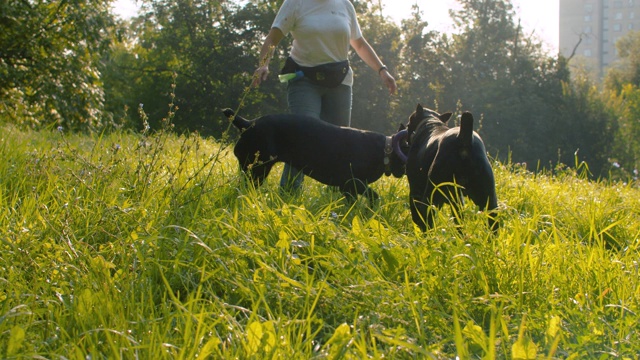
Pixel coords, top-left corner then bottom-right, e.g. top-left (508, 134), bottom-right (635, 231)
top-left (253, 65), bottom-right (270, 87)
top-left (253, 28), bottom-right (284, 87)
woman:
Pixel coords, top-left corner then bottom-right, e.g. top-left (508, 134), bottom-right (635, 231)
top-left (253, 0), bottom-right (397, 191)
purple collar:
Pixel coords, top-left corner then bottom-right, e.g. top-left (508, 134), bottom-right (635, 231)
top-left (384, 129), bottom-right (409, 167)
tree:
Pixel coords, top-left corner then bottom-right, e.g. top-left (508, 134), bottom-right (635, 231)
top-left (102, 0), bottom-right (289, 136)
top-left (96, 0), bottom-right (623, 176)
top-left (603, 31), bottom-right (640, 175)
top-left (430, 0), bottom-right (616, 175)
top-left (554, 69), bottom-right (618, 176)
top-left (610, 84), bottom-right (640, 175)
top-left (0, 0), bottom-right (115, 130)
top-left (349, 0), bottom-right (404, 133)
top-left (605, 31), bottom-right (640, 93)
top-left (395, 4), bottom-right (452, 119)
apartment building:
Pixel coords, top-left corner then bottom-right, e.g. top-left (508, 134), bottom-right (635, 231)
top-left (560, 0), bottom-right (640, 76)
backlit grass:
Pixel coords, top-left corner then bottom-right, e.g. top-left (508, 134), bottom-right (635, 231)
top-left (0, 123), bottom-right (638, 358)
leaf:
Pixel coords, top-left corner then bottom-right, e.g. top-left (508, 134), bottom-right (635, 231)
top-left (367, 218), bottom-right (387, 236)
top-left (374, 329), bottom-right (430, 355)
top-left (246, 321), bottom-right (276, 356)
top-left (196, 336), bottom-right (221, 359)
top-left (290, 253), bottom-right (302, 265)
top-left (380, 248), bottom-right (399, 273)
top-left (463, 321), bottom-right (488, 353)
top-left (7, 326), bottom-right (25, 356)
top-left (276, 230), bottom-right (289, 249)
top-left (246, 321), bottom-right (263, 355)
top-left (275, 271), bottom-right (305, 289)
top-left (546, 316), bottom-right (562, 339)
top-left (325, 323), bottom-right (351, 346)
top-left (352, 217), bottom-right (362, 236)
top-left (76, 288), bottom-right (95, 318)
top-left (262, 321), bottom-right (277, 351)
top-left (511, 337), bottom-right (538, 360)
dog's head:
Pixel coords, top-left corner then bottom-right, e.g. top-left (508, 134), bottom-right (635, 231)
top-left (406, 104), bottom-right (452, 144)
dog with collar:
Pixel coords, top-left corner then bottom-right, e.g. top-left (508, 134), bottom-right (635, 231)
top-left (404, 104), bottom-right (498, 231)
top-left (223, 109), bottom-right (408, 203)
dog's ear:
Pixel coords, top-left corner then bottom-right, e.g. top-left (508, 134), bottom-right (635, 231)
top-left (439, 112), bottom-right (453, 124)
top-left (398, 123), bottom-right (406, 131)
top-left (406, 104), bottom-right (425, 136)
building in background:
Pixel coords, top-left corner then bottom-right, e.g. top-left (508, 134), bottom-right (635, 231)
top-left (560, 0), bottom-right (640, 76)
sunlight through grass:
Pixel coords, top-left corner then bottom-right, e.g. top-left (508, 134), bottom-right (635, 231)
top-left (0, 124), bottom-right (638, 358)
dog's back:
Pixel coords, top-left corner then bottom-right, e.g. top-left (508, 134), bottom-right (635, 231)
top-left (222, 109), bottom-right (406, 198)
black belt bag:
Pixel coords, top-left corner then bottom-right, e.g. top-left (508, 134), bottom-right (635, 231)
top-left (281, 57), bottom-right (350, 88)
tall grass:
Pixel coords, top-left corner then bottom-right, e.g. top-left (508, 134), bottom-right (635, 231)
top-left (0, 121), bottom-right (638, 359)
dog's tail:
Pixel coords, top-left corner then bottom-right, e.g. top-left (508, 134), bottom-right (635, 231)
top-left (222, 108), bottom-right (251, 130)
top-left (458, 112), bottom-right (474, 159)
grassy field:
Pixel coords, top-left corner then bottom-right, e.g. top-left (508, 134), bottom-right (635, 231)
top-left (0, 123), bottom-right (638, 359)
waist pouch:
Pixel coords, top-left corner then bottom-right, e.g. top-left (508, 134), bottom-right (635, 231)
top-left (281, 57), bottom-right (350, 88)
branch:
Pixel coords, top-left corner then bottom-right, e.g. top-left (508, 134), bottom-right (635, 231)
top-left (567, 34), bottom-right (584, 63)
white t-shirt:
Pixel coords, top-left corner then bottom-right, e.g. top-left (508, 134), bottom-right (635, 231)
top-left (272, 0), bottom-right (363, 86)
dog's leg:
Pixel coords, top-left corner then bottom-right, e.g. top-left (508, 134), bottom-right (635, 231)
top-left (468, 189), bottom-right (499, 232)
top-left (340, 189), bottom-right (357, 202)
top-left (448, 193), bottom-right (465, 233)
top-left (487, 209), bottom-right (499, 232)
top-left (466, 169), bottom-right (499, 232)
top-left (427, 180), bottom-right (466, 231)
top-left (409, 176), bottom-right (433, 231)
top-left (280, 163), bottom-right (304, 192)
top-left (342, 179), bottom-right (378, 206)
top-left (410, 194), bottom-right (429, 232)
top-left (247, 163), bottom-right (273, 187)
top-left (363, 187), bottom-right (380, 207)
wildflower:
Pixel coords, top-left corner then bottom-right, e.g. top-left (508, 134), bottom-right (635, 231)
top-left (57, 126), bottom-right (63, 132)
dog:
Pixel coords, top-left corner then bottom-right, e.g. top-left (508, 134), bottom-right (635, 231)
top-left (222, 108), bottom-right (408, 203)
top-left (404, 104), bottom-right (498, 231)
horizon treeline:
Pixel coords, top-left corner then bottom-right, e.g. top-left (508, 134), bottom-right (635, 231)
top-left (2, 0), bottom-right (640, 178)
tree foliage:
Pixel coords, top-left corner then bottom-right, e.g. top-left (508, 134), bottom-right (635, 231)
top-left (386, 0), bottom-right (617, 174)
top-left (101, 0), bottom-right (289, 135)
top-left (603, 31), bottom-right (640, 175)
top-left (349, 0), bottom-right (404, 132)
top-left (1, 0), bottom-right (636, 176)
top-left (395, 4), bottom-right (451, 121)
top-left (0, 0), bottom-right (114, 130)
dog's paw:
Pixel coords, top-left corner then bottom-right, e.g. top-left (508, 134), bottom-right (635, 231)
top-left (222, 108), bottom-right (235, 118)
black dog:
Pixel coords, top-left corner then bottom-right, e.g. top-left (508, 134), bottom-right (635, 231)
top-left (405, 104), bottom-right (498, 231)
top-left (223, 109), bottom-right (408, 203)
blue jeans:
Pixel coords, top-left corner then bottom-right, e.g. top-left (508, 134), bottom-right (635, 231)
top-left (280, 77), bottom-right (353, 190)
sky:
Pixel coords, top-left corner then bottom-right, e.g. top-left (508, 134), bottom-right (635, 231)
top-left (112, 0), bottom-right (559, 51)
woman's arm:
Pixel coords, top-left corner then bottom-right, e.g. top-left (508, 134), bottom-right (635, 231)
top-left (350, 36), bottom-right (397, 95)
top-left (253, 27), bottom-right (285, 87)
